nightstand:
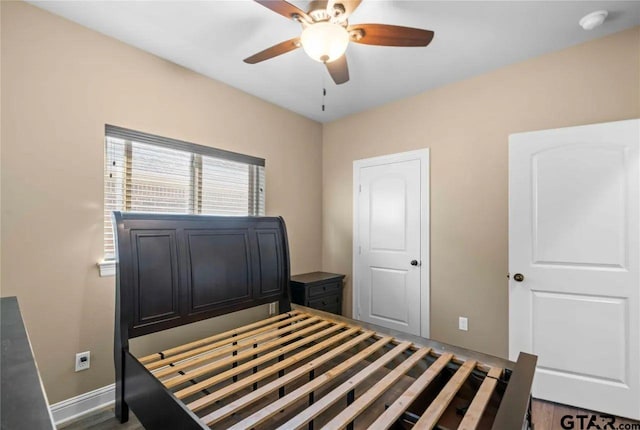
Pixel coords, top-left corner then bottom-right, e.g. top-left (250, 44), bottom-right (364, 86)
top-left (290, 271), bottom-right (345, 315)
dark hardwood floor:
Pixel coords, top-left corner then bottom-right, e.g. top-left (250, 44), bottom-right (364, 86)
top-left (59, 399), bottom-right (640, 429)
top-left (531, 400), bottom-right (640, 430)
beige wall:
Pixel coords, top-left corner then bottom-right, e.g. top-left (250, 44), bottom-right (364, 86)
top-left (322, 27), bottom-right (640, 358)
top-left (0, 1), bottom-right (323, 403)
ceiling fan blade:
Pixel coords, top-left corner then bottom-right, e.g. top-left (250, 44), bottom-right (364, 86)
top-left (348, 24), bottom-right (434, 47)
top-left (243, 38), bottom-right (301, 64)
top-left (327, 0), bottom-right (362, 20)
top-left (254, 0), bottom-right (311, 22)
top-left (326, 55), bottom-right (349, 85)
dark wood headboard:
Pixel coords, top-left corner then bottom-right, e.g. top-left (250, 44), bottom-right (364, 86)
top-left (112, 212), bottom-right (292, 340)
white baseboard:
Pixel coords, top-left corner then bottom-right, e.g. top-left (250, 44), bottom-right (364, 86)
top-left (50, 384), bottom-right (115, 427)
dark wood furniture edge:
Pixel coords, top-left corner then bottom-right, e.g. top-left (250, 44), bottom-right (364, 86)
top-left (491, 352), bottom-right (538, 430)
top-left (278, 213), bottom-right (293, 314)
top-left (1, 297), bottom-right (55, 430)
top-left (290, 271), bottom-right (345, 284)
top-left (123, 351), bottom-right (207, 429)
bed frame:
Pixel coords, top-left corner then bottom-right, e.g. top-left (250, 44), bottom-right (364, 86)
top-left (112, 212), bottom-right (537, 429)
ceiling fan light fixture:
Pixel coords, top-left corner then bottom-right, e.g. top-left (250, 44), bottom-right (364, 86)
top-left (300, 22), bottom-right (349, 63)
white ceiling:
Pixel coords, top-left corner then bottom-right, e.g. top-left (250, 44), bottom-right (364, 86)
top-left (29, 1), bottom-right (640, 123)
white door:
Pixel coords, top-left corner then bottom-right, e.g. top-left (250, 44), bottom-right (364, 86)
top-left (353, 149), bottom-right (429, 337)
top-left (509, 119), bottom-right (640, 420)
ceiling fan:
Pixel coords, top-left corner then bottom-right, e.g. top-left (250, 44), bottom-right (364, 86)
top-left (244, 0), bottom-right (435, 85)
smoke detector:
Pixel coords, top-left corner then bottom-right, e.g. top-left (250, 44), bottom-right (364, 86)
top-left (579, 10), bottom-right (608, 30)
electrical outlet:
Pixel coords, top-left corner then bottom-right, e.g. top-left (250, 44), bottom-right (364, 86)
top-left (458, 317), bottom-right (468, 331)
top-left (268, 303), bottom-right (276, 316)
top-left (75, 351), bottom-right (90, 372)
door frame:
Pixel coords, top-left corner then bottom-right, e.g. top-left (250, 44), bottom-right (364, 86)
top-left (352, 148), bottom-right (430, 337)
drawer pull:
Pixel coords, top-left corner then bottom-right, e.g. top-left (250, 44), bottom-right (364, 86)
top-left (308, 283), bottom-right (340, 298)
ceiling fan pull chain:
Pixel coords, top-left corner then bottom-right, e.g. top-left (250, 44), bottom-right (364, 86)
top-left (322, 87), bottom-right (326, 112)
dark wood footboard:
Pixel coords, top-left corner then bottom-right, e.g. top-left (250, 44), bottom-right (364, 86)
top-left (492, 352), bottom-right (538, 430)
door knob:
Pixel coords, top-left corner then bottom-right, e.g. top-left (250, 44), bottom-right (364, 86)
top-left (410, 260), bottom-right (420, 266)
top-left (513, 273), bottom-right (525, 282)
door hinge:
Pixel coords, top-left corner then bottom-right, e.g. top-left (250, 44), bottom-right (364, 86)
top-left (359, 184), bottom-right (362, 193)
top-left (358, 245), bottom-right (361, 254)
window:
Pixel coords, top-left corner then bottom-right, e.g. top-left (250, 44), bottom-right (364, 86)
top-left (100, 125), bottom-right (265, 275)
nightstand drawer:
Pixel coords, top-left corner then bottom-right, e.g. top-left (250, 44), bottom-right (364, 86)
top-left (308, 294), bottom-right (341, 312)
top-left (308, 281), bottom-right (341, 298)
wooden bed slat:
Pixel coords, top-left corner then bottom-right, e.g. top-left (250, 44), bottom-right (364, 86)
top-left (152, 315), bottom-right (317, 378)
top-left (188, 327), bottom-right (364, 412)
top-left (199, 330), bottom-right (379, 426)
top-left (146, 313), bottom-right (310, 371)
top-left (224, 336), bottom-right (396, 430)
top-left (138, 310), bottom-right (301, 364)
top-left (320, 347), bottom-right (432, 430)
top-left (274, 342), bottom-right (414, 430)
top-left (368, 353), bottom-right (454, 430)
top-left (173, 323), bottom-right (347, 399)
top-left (457, 367), bottom-right (503, 430)
top-left (413, 359), bottom-right (478, 430)
top-left (164, 319), bottom-right (331, 389)
top-left (303, 310), bottom-right (495, 374)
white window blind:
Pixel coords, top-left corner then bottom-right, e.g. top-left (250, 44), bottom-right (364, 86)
top-left (104, 126), bottom-right (265, 259)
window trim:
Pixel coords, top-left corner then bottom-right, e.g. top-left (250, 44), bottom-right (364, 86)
top-left (105, 125), bottom-right (265, 167)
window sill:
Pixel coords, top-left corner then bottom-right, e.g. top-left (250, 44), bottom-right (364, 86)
top-left (97, 260), bottom-right (115, 277)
